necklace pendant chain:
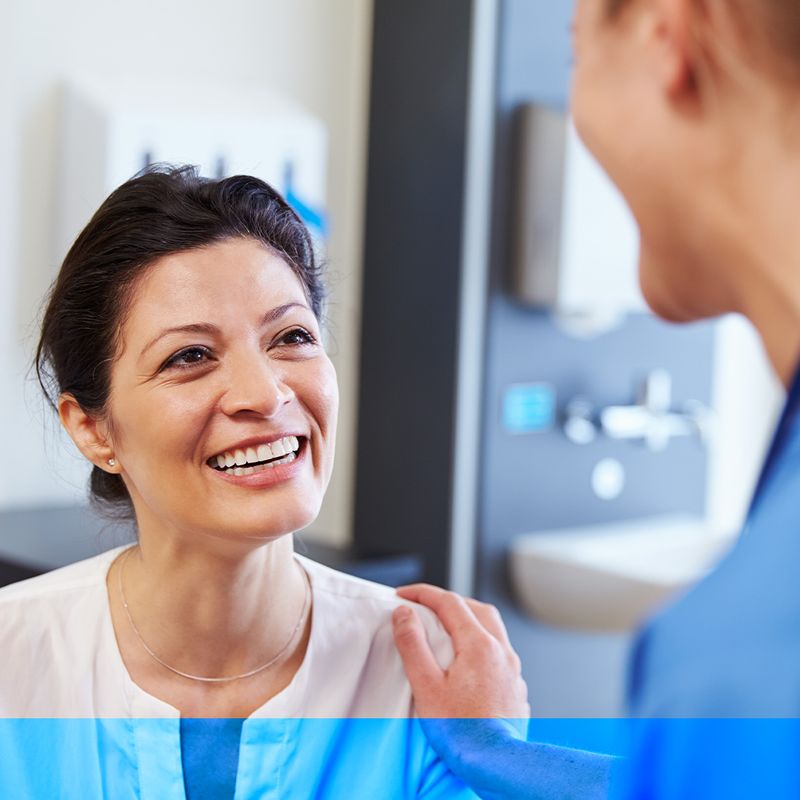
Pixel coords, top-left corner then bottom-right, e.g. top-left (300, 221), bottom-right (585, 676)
top-left (118, 546), bottom-right (311, 683)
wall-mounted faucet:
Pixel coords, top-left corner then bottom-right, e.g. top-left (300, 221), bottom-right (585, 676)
top-left (563, 369), bottom-right (713, 452)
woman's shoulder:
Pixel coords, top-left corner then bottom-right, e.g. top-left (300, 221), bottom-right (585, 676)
top-left (293, 555), bottom-right (455, 716)
top-left (297, 554), bottom-right (400, 602)
top-left (0, 546), bottom-right (125, 607)
top-left (0, 547), bottom-right (128, 716)
top-left (298, 555), bottom-right (454, 668)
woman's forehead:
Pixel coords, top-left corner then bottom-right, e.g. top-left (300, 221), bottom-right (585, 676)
top-left (132, 241), bottom-right (307, 315)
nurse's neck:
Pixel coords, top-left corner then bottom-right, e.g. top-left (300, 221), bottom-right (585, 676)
top-left (704, 122), bottom-right (800, 390)
top-left (725, 198), bottom-right (800, 390)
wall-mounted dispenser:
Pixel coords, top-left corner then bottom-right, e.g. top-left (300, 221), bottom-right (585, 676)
top-left (512, 104), bottom-right (644, 331)
top-left (56, 76), bottom-right (327, 267)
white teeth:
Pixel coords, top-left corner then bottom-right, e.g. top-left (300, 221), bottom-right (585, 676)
top-left (222, 449), bottom-right (298, 477)
top-left (212, 436), bottom-right (302, 472)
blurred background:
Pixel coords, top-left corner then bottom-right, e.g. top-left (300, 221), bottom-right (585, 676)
top-left (0, 0), bottom-right (784, 717)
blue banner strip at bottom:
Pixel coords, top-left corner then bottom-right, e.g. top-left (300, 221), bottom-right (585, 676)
top-left (2, 718), bottom-right (800, 799)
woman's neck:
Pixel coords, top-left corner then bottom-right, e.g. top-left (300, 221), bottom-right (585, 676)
top-left (113, 529), bottom-right (308, 682)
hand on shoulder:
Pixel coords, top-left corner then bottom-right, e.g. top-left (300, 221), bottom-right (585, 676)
top-left (391, 583), bottom-right (529, 721)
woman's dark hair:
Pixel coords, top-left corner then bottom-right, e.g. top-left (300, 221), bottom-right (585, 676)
top-left (35, 164), bottom-right (324, 516)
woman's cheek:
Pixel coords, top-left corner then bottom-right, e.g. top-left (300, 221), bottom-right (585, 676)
top-left (313, 357), bottom-right (339, 427)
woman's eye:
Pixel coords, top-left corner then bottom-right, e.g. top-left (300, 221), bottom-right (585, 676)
top-left (278, 328), bottom-right (317, 347)
top-left (163, 346), bottom-right (212, 370)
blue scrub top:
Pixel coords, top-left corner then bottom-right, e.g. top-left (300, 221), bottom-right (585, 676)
top-left (619, 364), bottom-right (800, 797)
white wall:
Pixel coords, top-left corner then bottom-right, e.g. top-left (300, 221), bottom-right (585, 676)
top-left (0, 0), bottom-right (784, 556)
top-left (0, 0), bottom-right (372, 547)
top-left (707, 315), bottom-right (784, 534)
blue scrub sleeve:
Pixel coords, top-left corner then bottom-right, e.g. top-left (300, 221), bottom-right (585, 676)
top-left (418, 718), bottom-right (615, 800)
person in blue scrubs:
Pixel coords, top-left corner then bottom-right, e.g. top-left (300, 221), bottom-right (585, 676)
top-left (392, 0), bottom-right (800, 797)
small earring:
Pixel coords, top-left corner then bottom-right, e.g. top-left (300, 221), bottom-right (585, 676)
top-left (107, 458), bottom-right (116, 467)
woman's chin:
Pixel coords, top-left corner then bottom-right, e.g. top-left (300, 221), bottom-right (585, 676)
top-left (196, 505), bottom-right (322, 546)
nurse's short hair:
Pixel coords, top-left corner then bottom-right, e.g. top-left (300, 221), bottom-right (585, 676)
top-left (34, 164), bottom-right (325, 518)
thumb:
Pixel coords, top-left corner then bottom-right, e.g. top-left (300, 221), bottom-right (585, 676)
top-left (392, 605), bottom-right (443, 698)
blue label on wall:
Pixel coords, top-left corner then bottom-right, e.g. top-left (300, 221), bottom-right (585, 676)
top-left (502, 383), bottom-right (556, 434)
top-left (284, 162), bottom-right (328, 239)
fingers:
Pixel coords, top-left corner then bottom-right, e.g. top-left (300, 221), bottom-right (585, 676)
top-left (395, 584), bottom-right (484, 646)
top-left (391, 605), bottom-right (444, 693)
top-left (397, 584), bottom-right (510, 649)
top-left (393, 593), bottom-right (530, 720)
top-left (463, 597), bottom-right (512, 648)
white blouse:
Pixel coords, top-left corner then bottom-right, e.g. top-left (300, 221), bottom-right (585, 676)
top-left (0, 546), bottom-right (476, 799)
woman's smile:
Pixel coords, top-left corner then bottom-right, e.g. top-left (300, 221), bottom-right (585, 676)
top-left (206, 433), bottom-right (303, 473)
top-left (206, 433), bottom-right (310, 487)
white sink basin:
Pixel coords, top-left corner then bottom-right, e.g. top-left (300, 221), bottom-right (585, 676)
top-left (509, 515), bottom-right (737, 632)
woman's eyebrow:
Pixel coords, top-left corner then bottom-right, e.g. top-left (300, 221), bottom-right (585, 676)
top-left (139, 323), bottom-right (219, 358)
top-left (139, 303), bottom-right (311, 358)
top-left (261, 302), bottom-right (310, 325)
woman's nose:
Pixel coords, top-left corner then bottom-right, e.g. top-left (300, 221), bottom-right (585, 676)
top-left (219, 356), bottom-right (294, 418)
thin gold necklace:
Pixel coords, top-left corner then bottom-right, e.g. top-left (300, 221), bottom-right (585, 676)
top-left (117, 546), bottom-right (311, 683)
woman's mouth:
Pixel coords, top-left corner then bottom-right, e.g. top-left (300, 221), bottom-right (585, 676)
top-left (207, 435), bottom-right (304, 476)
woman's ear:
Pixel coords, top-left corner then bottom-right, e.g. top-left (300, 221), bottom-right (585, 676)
top-left (58, 394), bottom-right (118, 472)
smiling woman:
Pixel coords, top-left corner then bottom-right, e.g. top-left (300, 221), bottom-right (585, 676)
top-left (0, 167), bottom-right (477, 799)
top-left (36, 166), bottom-right (327, 518)
top-left (58, 236), bottom-right (337, 552)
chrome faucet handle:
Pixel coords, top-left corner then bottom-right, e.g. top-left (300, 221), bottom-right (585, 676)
top-left (640, 368), bottom-right (672, 414)
top-left (563, 370), bottom-right (713, 452)
top-left (563, 397), bottom-right (598, 445)
top-left (682, 399), bottom-right (716, 446)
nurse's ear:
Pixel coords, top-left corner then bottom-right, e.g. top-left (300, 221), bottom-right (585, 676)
top-left (651, 0), bottom-right (748, 107)
top-left (650, 0), bottom-right (701, 100)
top-left (58, 393), bottom-right (119, 473)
